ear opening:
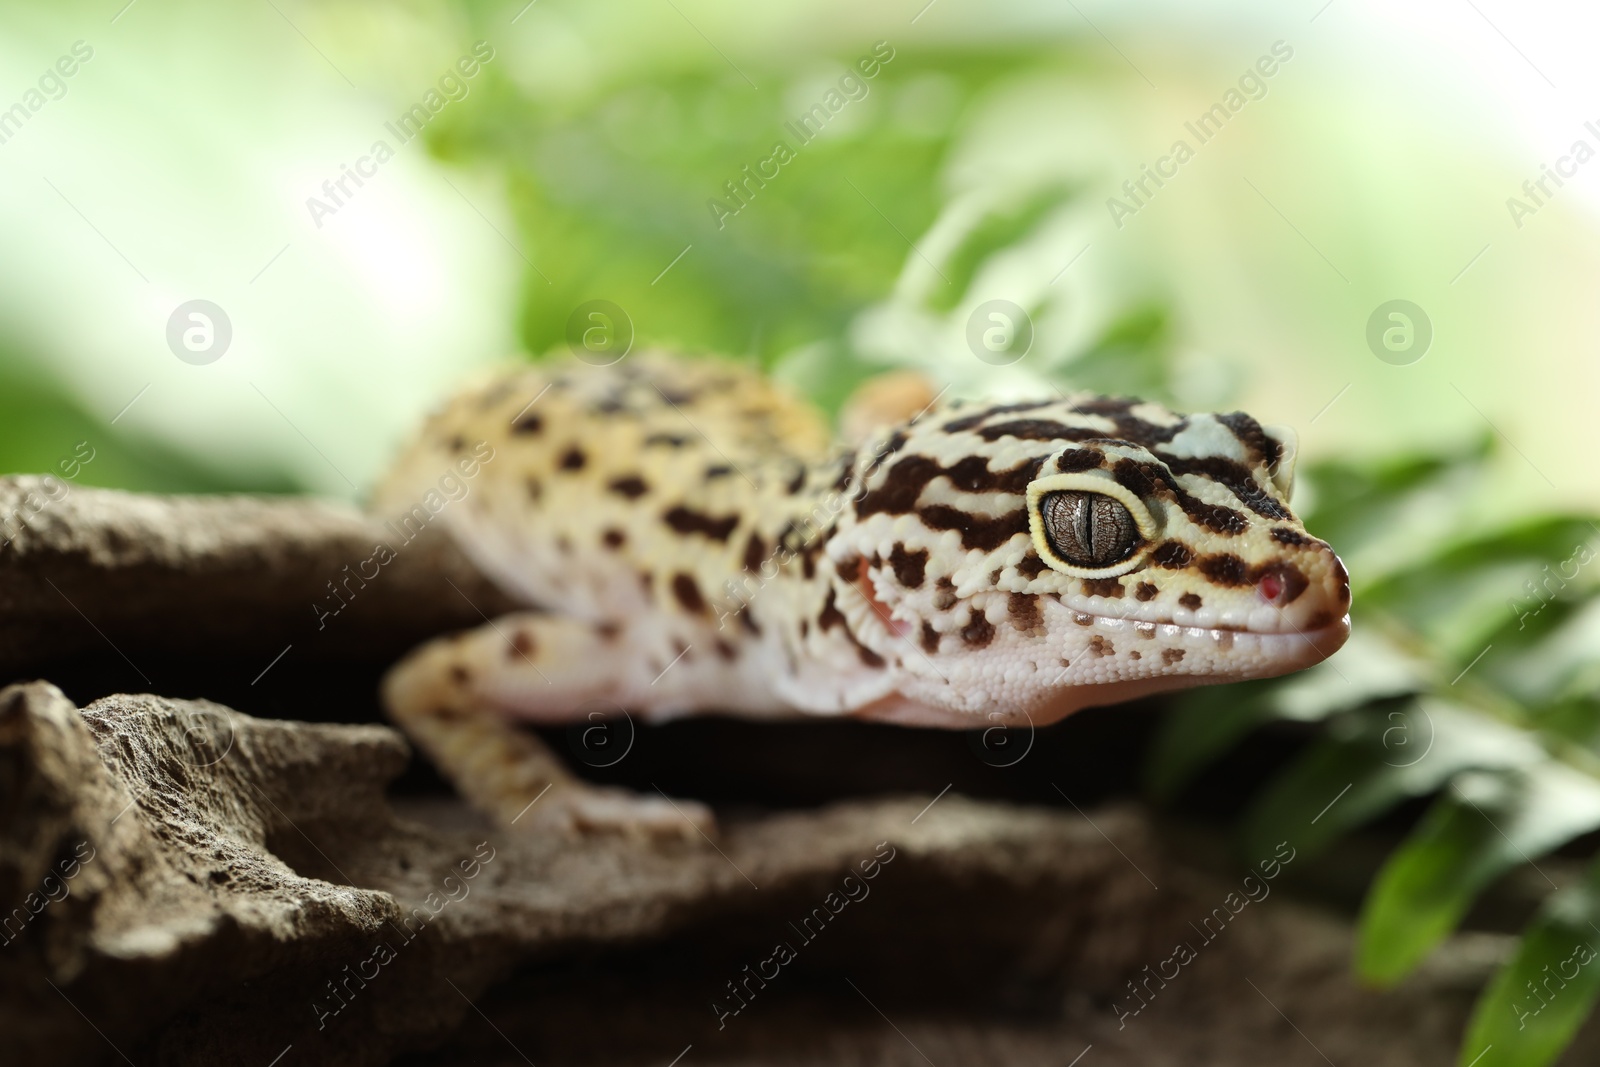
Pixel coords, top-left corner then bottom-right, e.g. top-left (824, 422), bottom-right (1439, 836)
top-left (1263, 424), bottom-right (1298, 498)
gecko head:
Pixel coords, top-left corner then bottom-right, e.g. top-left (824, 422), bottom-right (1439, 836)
top-left (829, 395), bottom-right (1350, 726)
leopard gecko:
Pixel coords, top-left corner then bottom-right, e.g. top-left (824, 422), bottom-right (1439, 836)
top-left (376, 353), bottom-right (1350, 838)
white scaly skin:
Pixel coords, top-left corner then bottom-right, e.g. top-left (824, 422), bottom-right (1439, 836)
top-left (376, 353), bottom-right (1350, 837)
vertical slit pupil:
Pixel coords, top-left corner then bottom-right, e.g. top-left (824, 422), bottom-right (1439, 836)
top-left (1042, 491), bottom-right (1138, 567)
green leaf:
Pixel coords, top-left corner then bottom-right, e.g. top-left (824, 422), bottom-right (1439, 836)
top-left (1459, 858), bottom-right (1600, 1067)
top-left (1242, 698), bottom-right (1546, 863)
top-left (1298, 435), bottom-right (1492, 581)
top-left (1358, 766), bottom-right (1600, 986)
top-left (1146, 628), bottom-right (1424, 803)
top-left (929, 182), bottom-right (1074, 314)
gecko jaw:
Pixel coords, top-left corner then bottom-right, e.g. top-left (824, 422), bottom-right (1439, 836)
top-left (1066, 607), bottom-right (1350, 672)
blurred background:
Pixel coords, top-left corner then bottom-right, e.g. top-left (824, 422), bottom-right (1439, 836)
top-left (6, 1), bottom-right (1600, 1063)
top-left (1, 0), bottom-right (1595, 511)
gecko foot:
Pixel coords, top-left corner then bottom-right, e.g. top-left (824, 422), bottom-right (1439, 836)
top-left (509, 784), bottom-right (717, 843)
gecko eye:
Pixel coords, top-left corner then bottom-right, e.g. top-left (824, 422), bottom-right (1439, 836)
top-left (1040, 491), bottom-right (1140, 568)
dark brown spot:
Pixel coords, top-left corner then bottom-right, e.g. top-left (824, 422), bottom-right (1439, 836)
top-left (1135, 582), bottom-right (1158, 601)
top-left (1018, 552), bottom-right (1049, 579)
top-left (833, 450), bottom-right (858, 492)
top-left (644, 432), bottom-right (690, 448)
top-left (737, 607), bottom-right (762, 636)
top-left (857, 645), bottom-right (886, 668)
top-left (856, 453), bottom-right (1043, 519)
top-left (1088, 635), bottom-right (1113, 657)
top-left (602, 528), bottom-right (626, 550)
top-left (663, 506), bottom-right (740, 541)
top-left (856, 455), bottom-right (941, 518)
top-left (1055, 448), bottom-right (1104, 472)
top-left (1072, 612), bottom-right (1093, 626)
top-left (743, 533), bottom-right (767, 574)
top-left (920, 620), bottom-right (940, 654)
top-left (447, 434), bottom-right (467, 454)
top-left (1217, 411), bottom-right (1282, 469)
top-left (933, 579), bottom-right (957, 611)
top-left (704, 465), bottom-right (733, 480)
top-left (941, 400), bottom-right (1055, 433)
top-left (512, 412), bottom-right (542, 434)
top-left (671, 573), bottom-right (706, 614)
top-left (1111, 458), bottom-right (1250, 535)
top-left (1007, 592), bottom-right (1042, 632)
top-left (786, 466), bottom-right (807, 494)
top-left (608, 475), bottom-right (649, 499)
top-left (1179, 593), bottom-right (1203, 611)
top-left (1150, 542), bottom-right (1194, 569)
top-left (918, 504), bottom-right (1028, 553)
top-left (596, 622), bottom-right (621, 641)
top-left (977, 419), bottom-right (1094, 443)
top-left (1271, 527), bottom-right (1313, 547)
top-left (525, 476), bottom-right (543, 501)
top-left (1305, 610), bottom-right (1335, 630)
top-left (1082, 578), bottom-right (1124, 599)
top-left (509, 631), bottom-right (536, 659)
top-left (819, 588), bottom-right (847, 632)
top-left (559, 446), bottom-right (586, 471)
top-left (943, 455), bottom-right (1043, 493)
top-left (1198, 554), bottom-right (1250, 587)
top-left (961, 608), bottom-right (996, 648)
top-left (449, 664), bottom-right (470, 684)
top-left (1129, 650), bottom-right (1141, 660)
top-left (714, 639), bottom-right (738, 661)
top-left (1157, 451), bottom-right (1291, 521)
top-left (1162, 648), bottom-right (1185, 665)
top-left (888, 544), bottom-right (928, 588)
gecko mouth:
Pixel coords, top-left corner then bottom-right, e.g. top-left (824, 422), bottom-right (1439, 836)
top-left (1071, 609), bottom-right (1350, 667)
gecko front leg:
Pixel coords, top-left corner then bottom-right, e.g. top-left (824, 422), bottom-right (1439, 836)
top-left (380, 612), bottom-right (715, 841)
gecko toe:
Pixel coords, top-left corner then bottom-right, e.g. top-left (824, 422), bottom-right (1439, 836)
top-left (511, 785), bottom-right (718, 844)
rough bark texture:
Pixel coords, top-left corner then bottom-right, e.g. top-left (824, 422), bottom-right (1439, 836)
top-left (3, 475), bottom-right (1598, 1066)
top-left (0, 682), bottom-right (1175, 1065)
top-left (0, 475), bottom-right (515, 676)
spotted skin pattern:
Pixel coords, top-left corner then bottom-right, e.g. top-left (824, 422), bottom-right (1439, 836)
top-left (377, 353), bottom-right (1350, 836)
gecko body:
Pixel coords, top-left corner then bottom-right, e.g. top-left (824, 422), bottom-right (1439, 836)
top-left (377, 353), bottom-right (1349, 836)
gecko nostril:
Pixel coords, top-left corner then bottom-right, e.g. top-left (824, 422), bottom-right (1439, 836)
top-left (1258, 572), bottom-right (1285, 602)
